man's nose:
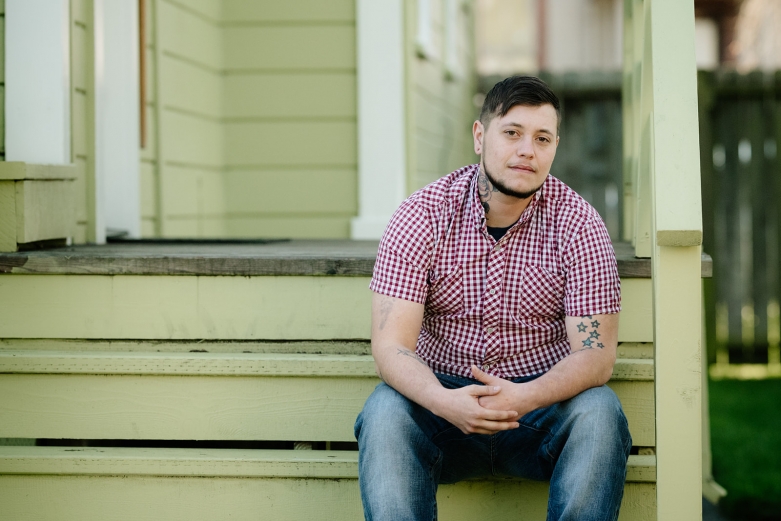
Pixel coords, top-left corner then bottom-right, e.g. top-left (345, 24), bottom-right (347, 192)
top-left (516, 136), bottom-right (534, 157)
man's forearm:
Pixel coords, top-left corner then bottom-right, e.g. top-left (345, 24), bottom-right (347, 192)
top-left (373, 342), bottom-right (450, 415)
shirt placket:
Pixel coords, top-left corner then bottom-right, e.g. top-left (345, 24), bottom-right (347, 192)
top-left (480, 238), bottom-right (506, 374)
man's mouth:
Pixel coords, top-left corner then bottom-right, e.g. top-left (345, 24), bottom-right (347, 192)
top-left (509, 164), bottom-right (535, 173)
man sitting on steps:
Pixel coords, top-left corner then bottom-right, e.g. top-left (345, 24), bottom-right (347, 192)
top-left (354, 76), bottom-right (631, 521)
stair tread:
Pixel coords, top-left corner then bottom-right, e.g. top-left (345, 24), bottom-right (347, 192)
top-left (0, 446), bottom-right (656, 482)
top-left (0, 350), bottom-right (654, 380)
top-left (0, 240), bottom-right (713, 278)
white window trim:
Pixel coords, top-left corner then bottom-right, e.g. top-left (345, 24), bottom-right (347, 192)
top-left (5, 0), bottom-right (71, 164)
top-left (351, 0), bottom-right (407, 240)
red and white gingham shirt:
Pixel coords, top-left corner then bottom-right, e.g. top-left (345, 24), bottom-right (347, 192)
top-left (370, 164), bottom-right (621, 378)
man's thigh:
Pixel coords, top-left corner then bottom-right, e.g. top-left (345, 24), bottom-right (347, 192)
top-left (493, 385), bottom-right (630, 481)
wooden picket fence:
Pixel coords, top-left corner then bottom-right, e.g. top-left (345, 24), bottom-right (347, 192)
top-left (480, 70), bottom-right (781, 371)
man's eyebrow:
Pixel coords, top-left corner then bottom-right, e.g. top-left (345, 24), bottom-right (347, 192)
top-left (502, 122), bottom-right (555, 136)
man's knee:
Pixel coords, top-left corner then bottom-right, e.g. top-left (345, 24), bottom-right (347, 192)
top-left (355, 382), bottom-right (417, 442)
top-left (565, 386), bottom-right (632, 448)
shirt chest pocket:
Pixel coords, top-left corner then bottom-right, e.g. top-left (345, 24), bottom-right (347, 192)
top-left (426, 265), bottom-right (464, 315)
top-left (517, 264), bottom-right (566, 318)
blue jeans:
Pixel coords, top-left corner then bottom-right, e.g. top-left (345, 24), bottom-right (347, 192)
top-left (354, 373), bottom-right (632, 521)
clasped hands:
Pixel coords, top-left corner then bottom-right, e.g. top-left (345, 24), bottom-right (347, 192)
top-left (436, 365), bottom-right (532, 435)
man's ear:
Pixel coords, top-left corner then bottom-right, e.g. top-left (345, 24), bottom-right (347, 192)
top-left (473, 120), bottom-right (484, 155)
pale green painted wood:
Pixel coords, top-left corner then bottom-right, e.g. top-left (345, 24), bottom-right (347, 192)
top-left (0, 162), bottom-right (78, 180)
top-left (0, 447), bottom-right (656, 482)
top-left (223, 26), bottom-right (355, 71)
top-left (223, 121), bottom-right (356, 167)
top-left (222, 0), bottom-right (355, 23)
top-left (0, 275), bottom-right (652, 341)
top-left (73, 157), bottom-right (88, 223)
top-left (140, 105), bottom-right (157, 162)
top-left (71, 0), bottom-right (89, 25)
top-left (0, 275), bottom-right (373, 340)
top-left (0, 475), bottom-right (655, 521)
top-left (140, 161), bottom-right (156, 219)
top-left (14, 180), bottom-right (76, 243)
top-left (163, 216), bottom-right (226, 238)
top-left (160, 54), bottom-right (221, 119)
top-left (0, 447), bottom-right (656, 520)
top-left (0, 351), bottom-right (653, 380)
top-left (619, 278), bottom-right (653, 342)
top-left (0, 182), bottom-right (15, 251)
top-left (0, 339), bottom-right (373, 355)
top-left (223, 73), bottom-right (357, 119)
top-left (163, 165), bottom-right (224, 217)
top-left (653, 247), bottom-right (702, 517)
top-left (161, 110), bottom-right (222, 168)
top-left (0, 360), bottom-right (655, 444)
top-left (71, 91), bottom-right (88, 157)
top-left (164, 0), bottom-right (221, 23)
top-left (622, 0), bottom-right (705, 517)
top-left (69, 0), bottom-right (96, 243)
top-left (157, 0), bottom-right (221, 71)
top-left (224, 169), bottom-right (357, 214)
top-left (71, 19), bottom-right (89, 92)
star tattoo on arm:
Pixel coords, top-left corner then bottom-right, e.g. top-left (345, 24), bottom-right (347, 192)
top-left (573, 315), bottom-right (605, 352)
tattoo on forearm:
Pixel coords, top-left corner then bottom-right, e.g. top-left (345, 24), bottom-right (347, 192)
top-left (397, 348), bottom-right (429, 368)
top-left (378, 296), bottom-right (394, 330)
top-left (575, 316), bottom-right (605, 352)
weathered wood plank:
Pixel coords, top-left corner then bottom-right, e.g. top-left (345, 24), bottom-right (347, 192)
top-left (0, 339), bottom-right (374, 355)
top-left (0, 351), bottom-right (653, 380)
top-left (0, 182), bottom-right (16, 252)
top-left (0, 446), bottom-right (655, 482)
top-left (223, 26), bottom-right (355, 71)
top-left (223, 73), bottom-right (356, 119)
top-left (0, 162), bottom-right (78, 181)
top-left (15, 181), bottom-right (76, 244)
top-left (224, 120), bottom-right (356, 168)
top-left (222, 0), bottom-right (355, 23)
top-left (0, 274), bottom-right (653, 343)
top-left (0, 275), bottom-right (373, 339)
top-left (0, 241), bottom-right (712, 277)
top-left (0, 467), bottom-right (654, 521)
top-left (0, 372), bottom-right (654, 444)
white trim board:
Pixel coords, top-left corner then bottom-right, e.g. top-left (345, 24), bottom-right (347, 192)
top-left (351, 0), bottom-right (407, 240)
top-left (4, 0), bottom-right (71, 164)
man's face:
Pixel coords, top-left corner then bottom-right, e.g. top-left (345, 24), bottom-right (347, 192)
top-left (472, 103), bottom-right (559, 200)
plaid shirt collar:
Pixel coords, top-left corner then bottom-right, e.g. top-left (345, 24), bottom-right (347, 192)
top-left (469, 165), bottom-right (546, 235)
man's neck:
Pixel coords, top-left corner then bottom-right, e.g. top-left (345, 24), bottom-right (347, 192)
top-left (478, 171), bottom-right (534, 228)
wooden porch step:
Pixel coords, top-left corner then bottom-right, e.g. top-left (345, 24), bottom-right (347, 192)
top-left (0, 446), bottom-right (657, 521)
top-left (0, 351), bottom-right (655, 446)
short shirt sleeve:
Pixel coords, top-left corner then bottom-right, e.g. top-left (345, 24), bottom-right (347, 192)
top-left (369, 199), bottom-right (435, 305)
top-left (563, 215), bottom-right (621, 317)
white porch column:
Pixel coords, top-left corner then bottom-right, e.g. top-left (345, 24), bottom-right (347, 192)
top-left (351, 0), bottom-right (407, 240)
top-left (94, 0), bottom-right (141, 239)
top-left (5, 0), bottom-right (71, 164)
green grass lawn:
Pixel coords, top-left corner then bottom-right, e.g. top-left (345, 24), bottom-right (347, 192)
top-left (709, 378), bottom-right (781, 520)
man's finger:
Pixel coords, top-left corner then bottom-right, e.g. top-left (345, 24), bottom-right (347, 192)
top-left (479, 408), bottom-right (519, 421)
top-left (470, 365), bottom-right (502, 385)
top-left (465, 420), bottom-right (520, 435)
top-left (467, 384), bottom-right (501, 396)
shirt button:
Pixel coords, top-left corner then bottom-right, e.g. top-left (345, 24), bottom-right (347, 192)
top-left (489, 289), bottom-right (496, 295)
top-left (486, 327), bottom-right (494, 334)
top-left (482, 364), bottom-right (490, 371)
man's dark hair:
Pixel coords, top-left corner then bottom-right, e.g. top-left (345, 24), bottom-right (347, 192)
top-left (479, 76), bottom-right (561, 131)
